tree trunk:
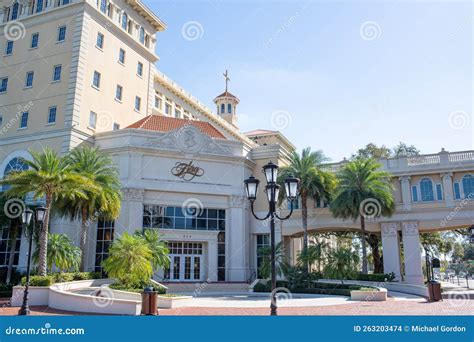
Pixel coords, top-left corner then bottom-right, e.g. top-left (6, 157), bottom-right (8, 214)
top-left (360, 215), bottom-right (368, 274)
top-left (5, 219), bottom-right (19, 284)
top-left (79, 207), bottom-right (88, 272)
top-left (368, 233), bottom-right (383, 273)
top-left (38, 194), bottom-right (52, 276)
top-left (301, 193), bottom-right (309, 272)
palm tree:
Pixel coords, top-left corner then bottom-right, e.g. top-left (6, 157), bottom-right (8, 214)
top-left (324, 247), bottom-right (360, 284)
top-left (56, 146), bottom-right (121, 271)
top-left (134, 229), bottom-right (170, 270)
top-left (258, 242), bottom-right (289, 279)
top-left (1, 148), bottom-right (93, 276)
top-left (102, 232), bottom-right (153, 287)
top-left (278, 147), bottom-right (335, 269)
top-left (297, 240), bottom-right (328, 273)
top-left (330, 158), bottom-right (395, 274)
top-left (33, 233), bottom-right (81, 272)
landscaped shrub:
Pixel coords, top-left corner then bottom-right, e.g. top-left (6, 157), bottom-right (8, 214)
top-left (285, 266), bottom-right (321, 290)
top-left (52, 273), bottom-right (75, 283)
top-left (349, 273), bottom-right (396, 282)
top-left (0, 284), bottom-right (13, 297)
top-left (253, 280), bottom-right (377, 296)
top-left (21, 275), bottom-right (54, 287)
top-left (109, 282), bottom-right (166, 294)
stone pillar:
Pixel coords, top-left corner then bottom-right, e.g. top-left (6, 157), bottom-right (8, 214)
top-left (399, 176), bottom-right (412, 210)
top-left (441, 172), bottom-right (454, 207)
top-left (401, 221), bottom-right (424, 285)
top-left (380, 222), bottom-right (402, 281)
top-left (206, 236), bottom-right (218, 282)
top-left (118, 188), bottom-right (144, 235)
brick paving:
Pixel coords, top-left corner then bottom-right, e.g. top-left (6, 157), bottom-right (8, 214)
top-left (1, 297), bottom-right (472, 316)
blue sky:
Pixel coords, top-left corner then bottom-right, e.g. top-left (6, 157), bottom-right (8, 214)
top-left (145, 0), bottom-right (472, 161)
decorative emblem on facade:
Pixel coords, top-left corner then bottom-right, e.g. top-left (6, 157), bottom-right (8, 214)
top-left (171, 161), bottom-right (204, 181)
top-left (175, 125), bottom-right (206, 154)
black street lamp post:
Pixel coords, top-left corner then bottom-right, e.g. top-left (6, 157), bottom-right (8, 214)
top-left (244, 161), bottom-right (299, 316)
top-left (19, 206), bottom-right (47, 316)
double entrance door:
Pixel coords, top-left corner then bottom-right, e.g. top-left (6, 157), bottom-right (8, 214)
top-left (166, 242), bottom-right (203, 281)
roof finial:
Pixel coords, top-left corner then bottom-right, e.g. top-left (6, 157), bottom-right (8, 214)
top-left (223, 69), bottom-right (230, 92)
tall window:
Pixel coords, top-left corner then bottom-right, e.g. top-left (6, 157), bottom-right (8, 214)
top-left (218, 232), bottom-right (225, 281)
top-left (31, 33), bottom-right (39, 49)
top-left (115, 84), bottom-right (122, 101)
top-left (453, 182), bottom-right (461, 200)
top-left (48, 106), bottom-right (57, 124)
top-left (287, 196), bottom-right (301, 209)
top-left (36, 0), bottom-right (44, 13)
top-left (256, 234), bottom-right (270, 278)
top-left (96, 32), bottom-right (104, 49)
top-left (419, 178), bottom-right (434, 202)
top-left (220, 104), bottom-right (225, 114)
top-left (227, 103), bottom-right (232, 114)
top-left (89, 111), bottom-right (97, 129)
top-left (135, 96), bottom-right (141, 111)
top-left (154, 96), bottom-right (161, 109)
top-left (139, 27), bottom-right (145, 44)
top-left (11, 2), bottom-right (19, 20)
top-left (0, 225), bottom-right (22, 267)
top-left (411, 185), bottom-right (418, 202)
top-left (5, 41), bottom-right (13, 55)
top-left (92, 71), bottom-right (101, 88)
top-left (137, 62), bottom-right (143, 76)
top-left (118, 48), bottom-right (125, 64)
top-left (57, 26), bottom-right (67, 42)
top-left (0, 78), bottom-right (7, 93)
top-left (99, 0), bottom-right (107, 14)
top-left (95, 219), bottom-right (115, 272)
top-left (53, 65), bottom-right (62, 81)
top-left (20, 112), bottom-right (28, 129)
top-left (435, 184), bottom-right (443, 201)
top-left (121, 13), bottom-right (128, 30)
top-left (25, 71), bottom-right (34, 88)
top-left (462, 175), bottom-right (474, 198)
top-left (165, 103), bottom-right (171, 115)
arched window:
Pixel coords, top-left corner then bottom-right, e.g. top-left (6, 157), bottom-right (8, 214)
top-left (420, 178), bottom-right (434, 201)
top-left (121, 12), bottom-right (128, 31)
top-left (220, 104), bottom-right (225, 114)
top-left (462, 174), bottom-right (474, 198)
top-left (3, 157), bottom-right (28, 191)
top-left (11, 2), bottom-right (19, 20)
top-left (139, 27), bottom-right (145, 44)
top-left (227, 103), bottom-right (232, 114)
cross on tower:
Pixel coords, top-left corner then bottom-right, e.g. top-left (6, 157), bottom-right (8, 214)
top-left (223, 69), bottom-right (230, 92)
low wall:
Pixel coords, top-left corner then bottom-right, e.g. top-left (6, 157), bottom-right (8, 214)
top-left (317, 279), bottom-right (428, 297)
top-left (12, 279), bottom-right (142, 315)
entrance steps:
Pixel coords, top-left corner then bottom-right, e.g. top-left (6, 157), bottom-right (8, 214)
top-left (164, 282), bottom-right (250, 294)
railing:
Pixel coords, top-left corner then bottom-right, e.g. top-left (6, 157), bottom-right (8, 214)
top-left (320, 149), bottom-right (474, 173)
top-left (406, 154), bottom-right (440, 166)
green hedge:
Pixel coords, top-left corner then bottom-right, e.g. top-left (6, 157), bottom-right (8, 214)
top-left (21, 272), bottom-right (103, 287)
top-left (348, 273), bottom-right (396, 282)
top-left (109, 283), bottom-right (166, 294)
top-left (253, 281), bottom-right (378, 296)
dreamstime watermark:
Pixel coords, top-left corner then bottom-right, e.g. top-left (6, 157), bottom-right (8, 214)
top-left (91, 285), bottom-right (114, 308)
top-left (446, 292), bottom-right (471, 309)
top-left (359, 198), bottom-right (381, 219)
top-left (448, 110), bottom-right (470, 130)
top-left (3, 20), bottom-right (26, 41)
top-left (3, 198), bottom-right (26, 219)
top-left (181, 21), bottom-right (204, 41)
top-left (270, 110), bottom-right (292, 130)
top-left (270, 287), bottom-right (292, 306)
top-left (262, 6), bottom-right (304, 49)
top-left (0, 101), bottom-right (34, 136)
top-left (359, 21), bottom-right (382, 41)
top-left (182, 197), bottom-right (204, 216)
top-left (5, 323), bottom-right (85, 336)
top-left (440, 193), bottom-right (474, 227)
top-left (193, 279), bottom-right (210, 297)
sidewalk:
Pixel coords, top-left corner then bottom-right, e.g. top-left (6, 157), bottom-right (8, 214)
top-left (441, 281), bottom-right (474, 300)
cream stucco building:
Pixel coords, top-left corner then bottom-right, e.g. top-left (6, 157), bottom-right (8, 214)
top-left (1, 0), bottom-right (472, 285)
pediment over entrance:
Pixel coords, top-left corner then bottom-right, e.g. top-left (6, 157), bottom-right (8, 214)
top-left (142, 125), bottom-right (235, 156)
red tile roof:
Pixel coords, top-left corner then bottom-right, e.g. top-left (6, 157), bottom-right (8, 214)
top-left (127, 115), bottom-right (226, 139)
top-left (214, 91), bottom-right (239, 101)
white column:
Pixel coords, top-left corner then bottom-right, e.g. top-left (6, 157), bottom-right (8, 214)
top-left (399, 176), bottom-right (412, 210)
top-left (441, 172), bottom-right (454, 207)
top-left (227, 195), bottom-right (247, 281)
top-left (401, 221), bottom-right (424, 285)
top-left (380, 222), bottom-right (402, 281)
top-left (206, 236), bottom-right (218, 282)
top-left (117, 188), bottom-right (144, 236)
